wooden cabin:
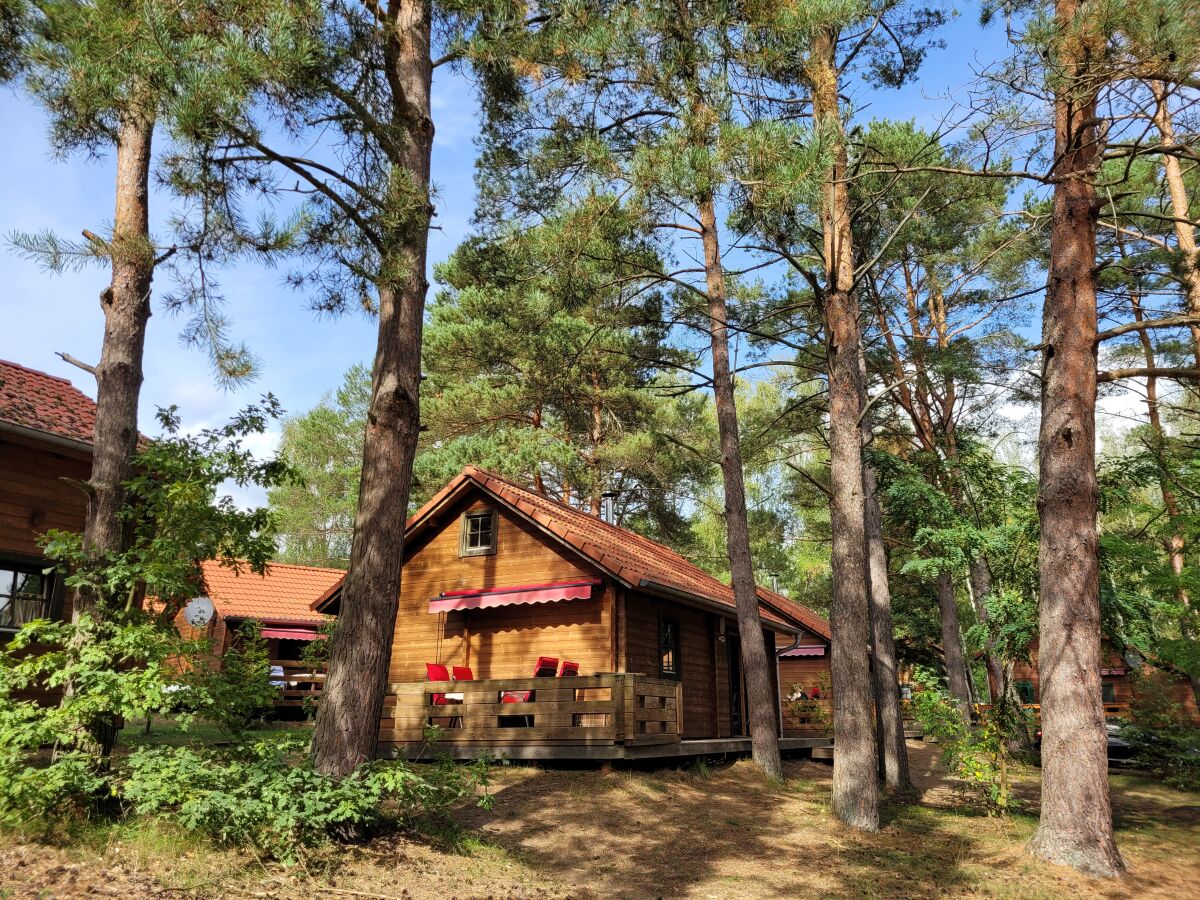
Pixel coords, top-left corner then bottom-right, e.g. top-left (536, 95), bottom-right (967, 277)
top-left (777, 625), bottom-right (833, 736)
top-left (318, 466), bottom-right (832, 761)
top-left (0, 360), bottom-right (95, 700)
top-left (173, 560), bottom-right (342, 710)
top-left (999, 638), bottom-right (1200, 725)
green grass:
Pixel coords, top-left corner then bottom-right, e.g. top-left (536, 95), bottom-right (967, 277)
top-left (117, 716), bottom-right (314, 749)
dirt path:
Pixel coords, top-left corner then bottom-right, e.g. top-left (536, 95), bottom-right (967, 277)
top-left (2, 741), bottom-right (1197, 899)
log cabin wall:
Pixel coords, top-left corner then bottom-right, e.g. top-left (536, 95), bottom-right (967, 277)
top-left (1, 434), bottom-right (91, 702)
top-left (390, 495), bottom-right (612, 683)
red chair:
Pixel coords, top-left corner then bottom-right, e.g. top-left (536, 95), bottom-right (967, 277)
top-left (452, 666), bottom-right (473, 681)
top-left (559, 660), bottom-right (580, 677)
top-left (533, 656), bottom-right (559, 678)
top-left (426, 663), bottom-right (458, 706)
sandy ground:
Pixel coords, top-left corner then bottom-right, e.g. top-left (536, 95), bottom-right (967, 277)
top-left (2, 741), bottom-right (1197, 899)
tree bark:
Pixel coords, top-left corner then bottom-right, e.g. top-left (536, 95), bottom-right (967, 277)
top-left (968, 556), bottom-right (1004, 705)
top-left (1149, 81), bottom-right (1200, 368)
top-left (863, 462), bottom-right (915, 796)
top-left (72, 111), bottom-right (156, 625)
top-left (810, 28), bottom-right (878, 831)
top-left (310, 0), bottom-right (433, 778)
top-left (1027, 3), bottom-right (1125, 873)
top-left (698, 194), bottom-right (783, 780)
top-left (935, 572), bottom-right (972, 721)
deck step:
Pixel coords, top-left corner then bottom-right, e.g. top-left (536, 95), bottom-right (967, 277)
top-left (811, 746), bottom-right (834, 762)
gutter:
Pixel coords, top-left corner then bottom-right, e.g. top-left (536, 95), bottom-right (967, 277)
top-left (0, 420), bottom-right (93, 457)
top-left (637, 578), bottom-right (801, 635)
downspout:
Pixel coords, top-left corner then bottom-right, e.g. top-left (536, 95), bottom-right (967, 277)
top-left (775, 631), bottom-right (805, 735)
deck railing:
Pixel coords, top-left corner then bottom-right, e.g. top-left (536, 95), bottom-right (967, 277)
top-left (379, 673), bottom-right (684, 750)
top-left (974, 701), bottom-right (1132, 720)
top-left (782, 698), bottom-right (832, 735)
top-left (269, 658), bottom-right (325, 708)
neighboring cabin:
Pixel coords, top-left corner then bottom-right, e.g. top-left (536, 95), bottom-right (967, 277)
top-left (174, 559), bottom-right (343, 710)
top-left (317, 466), bottom-right (832, 760)
top-left (0, 360), bottom-right (96, 642)
top-left (1001, 638), bottom-right (1200, 725)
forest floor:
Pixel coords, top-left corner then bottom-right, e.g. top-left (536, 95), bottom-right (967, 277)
top-left (2, 739), bottom-right (1197, 899)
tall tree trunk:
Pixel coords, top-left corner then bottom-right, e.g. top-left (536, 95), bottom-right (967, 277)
top-left (1150, 81), bottom-right (1200, 368)
top-left (809, 28), bottom-right (878, 831)
top-left (864, 463), bottom-right (915, 796)
top-left (311, 0), bottom-right (433, 778)
top-left (968, 556), bottom-right (1004, 705)
top-left (1027, 3), bottom-right (1124, 873)
top-left (1130, 292), bottom-right (1199, 706)
top-left (935, 572), bottom-right (972, 720)
top-left (698, 194), bottom-right (783, 780)
top-left (72, 112), bottom-right (155, 625)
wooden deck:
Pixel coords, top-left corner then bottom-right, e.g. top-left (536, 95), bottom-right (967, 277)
top-left (270, 658), bottom-right (324, 709)
top-left (378, 673), bottom-right (833, 761)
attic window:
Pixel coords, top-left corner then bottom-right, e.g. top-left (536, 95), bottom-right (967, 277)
top-left (460, 509), bottom-right (497, 557)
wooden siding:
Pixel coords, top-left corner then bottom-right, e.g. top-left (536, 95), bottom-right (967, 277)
top-left (624, 592), bottom-right (718, 739)
top-left (390, 497), bottom-right (611, 683)
top-left (0, 437), bottom-right (89, 562)
top-left (1001, 639), bottom-right (1199, 724)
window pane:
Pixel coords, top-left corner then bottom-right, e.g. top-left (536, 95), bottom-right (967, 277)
top-left (13, 571), bottom-right (44, 597)
top-left (0, 569), bottom-right (14, 596)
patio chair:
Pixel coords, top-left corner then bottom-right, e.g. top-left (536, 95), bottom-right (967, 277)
top-left (451, 665), bottom-right (474, 681)
top-left (558, 660), bottom-right (580, 677)
top-left (533, 656), bottom-right (559, 678)
top-left (426, 663), bottom-right (459, 706)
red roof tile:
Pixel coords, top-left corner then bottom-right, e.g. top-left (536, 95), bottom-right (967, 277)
top-left (408, 466), bottom-right (831, 638)
top-left (0, 359), bottom-right (97, 446)
top-left (201, 560), bottom-right (344, 625)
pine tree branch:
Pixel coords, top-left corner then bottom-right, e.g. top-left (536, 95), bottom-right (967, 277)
top-left (56, 352), bottom-right (97, 377)
top-left (1097, 314), bottom-right (1200, 343)
top-left (1098, 367), bottom-right (1200, 383)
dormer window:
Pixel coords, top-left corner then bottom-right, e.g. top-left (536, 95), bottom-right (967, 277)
top-left (460, 509), bottom-right (497, 557)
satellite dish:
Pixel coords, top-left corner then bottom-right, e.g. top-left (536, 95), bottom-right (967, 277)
top-left (183, 596), bottom-right (215, 628)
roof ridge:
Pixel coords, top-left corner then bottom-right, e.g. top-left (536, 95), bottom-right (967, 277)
top-left (468, 466), bottom-right (709, 564)
top-left (0, 359), bottom-right (75, 386)
top-left (203, 559), bottom-right (347, 576)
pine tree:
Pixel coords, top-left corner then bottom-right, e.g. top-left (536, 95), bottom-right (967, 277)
top-left (419, 213), bottom-right (711, 534)
top-left (3, 0), bottom-right (303, 625)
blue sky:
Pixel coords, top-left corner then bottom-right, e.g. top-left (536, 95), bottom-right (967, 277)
top-left (0, 12), bottom-right (1025, 504)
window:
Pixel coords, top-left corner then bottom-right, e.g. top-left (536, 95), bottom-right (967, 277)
top-left (459, 509), bottom-right (497, 557)
top-left (0, 565), bottom-right (53, 631)
top-left (659, 615), bottom-right (680, 679)
top-left (1101, 680), bottom-right (1116, 704)
top-left (1014, 680), bottom-right (1036, 704)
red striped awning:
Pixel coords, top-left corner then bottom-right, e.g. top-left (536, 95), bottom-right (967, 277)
top-left (429, 578), bottom-right (600, 614)
top-left (780, 644), bottom-right (826, 658)
top-left (261, 626), bottom-right (324, 640)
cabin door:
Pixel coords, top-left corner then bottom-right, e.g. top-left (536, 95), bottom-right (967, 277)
top-left (727, 633), bottom-right (745, 736)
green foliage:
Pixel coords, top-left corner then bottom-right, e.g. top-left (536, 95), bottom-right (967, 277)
top-left (269, 366), bottom-right (369, 567)
top-left (908, 668), bottom-right (1026, 815)
top-left (43, 399), bottom-right (292, 619)
top-left (188, 622), bottom-right (276, 737)
top-left (1120, 723), bottom-right (1200, 792)
top-left (122, 738), bottom-right (491, 862)
top-left (5, 0), bottom-right (315, 380)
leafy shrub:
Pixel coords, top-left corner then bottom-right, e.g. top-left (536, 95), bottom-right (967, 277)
top-left (122, 738), bottom-right (491, 861)
top-left (188, 621), bottom-right (277, 737)
top-left (909, 667), bottom-right (1025, 815)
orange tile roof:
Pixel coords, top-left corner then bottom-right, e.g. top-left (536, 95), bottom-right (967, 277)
top-left (201, 560), bottom-right (343, 625)
top-left (0, 359), bottom-right (97, 446)
top-left (408, 466), bottom-right (831, 639)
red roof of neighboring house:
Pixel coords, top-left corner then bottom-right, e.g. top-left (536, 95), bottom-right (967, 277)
top-left (0, 359), bottom-right (97, 447)
top-left (201, 560), bottom-right (343, 625)
top-left (407, 466), bottom-right (831, 638)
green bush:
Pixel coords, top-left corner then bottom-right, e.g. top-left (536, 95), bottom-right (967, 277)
top-left (909, 667), bottom-right (1026, 815)
top-left (122, 738), bottom-right (491, 861)
top-left (1120, 723), bottom-right (1200, 791)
